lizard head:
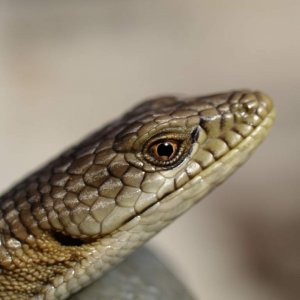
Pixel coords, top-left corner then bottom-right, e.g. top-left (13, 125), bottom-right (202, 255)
top-left (45, 90), bottom-right (274, 239)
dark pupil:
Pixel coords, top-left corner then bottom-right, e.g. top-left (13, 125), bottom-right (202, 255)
top-left (157, 142), bottom-right (174, 157)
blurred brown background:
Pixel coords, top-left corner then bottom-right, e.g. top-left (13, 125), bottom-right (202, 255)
top-left (0, 1), bottom-right (299, 299)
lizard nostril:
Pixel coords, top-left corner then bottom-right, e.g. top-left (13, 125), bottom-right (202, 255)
top-left (230, 93), bottom-right (262, 123)
top-left (241, 99), bottom-right (259, 114)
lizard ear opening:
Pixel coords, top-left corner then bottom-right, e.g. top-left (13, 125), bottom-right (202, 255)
top-left (52, 231), bottom-right (85, 247)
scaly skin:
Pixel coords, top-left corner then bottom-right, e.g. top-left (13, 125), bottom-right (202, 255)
top-left (0, 90), bottom-right (275, 299)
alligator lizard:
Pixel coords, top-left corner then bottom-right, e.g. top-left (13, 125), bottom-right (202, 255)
top-left (0, 90), bottom-right (275, 299)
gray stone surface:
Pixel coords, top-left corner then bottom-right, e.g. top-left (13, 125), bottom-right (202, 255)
top-left (70, 247), bottom-right (195, 300)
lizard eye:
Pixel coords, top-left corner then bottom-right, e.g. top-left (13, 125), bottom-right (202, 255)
top-left (142, 129), bottom-right (198, 168)
top-left (150, 140), bottom-right (179, 161)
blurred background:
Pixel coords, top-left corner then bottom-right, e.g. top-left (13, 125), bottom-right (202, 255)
top-left (0, 1), bottom-right (299, 299)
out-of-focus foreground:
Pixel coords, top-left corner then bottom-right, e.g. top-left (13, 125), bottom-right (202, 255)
top-left (0, 1), bottom-right (299, 300)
